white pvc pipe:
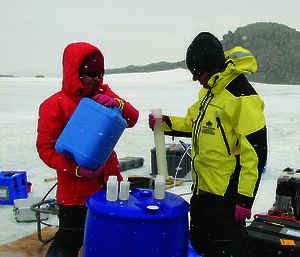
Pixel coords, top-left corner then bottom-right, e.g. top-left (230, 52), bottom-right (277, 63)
top-left (151, 108), bottom-right (168, 180)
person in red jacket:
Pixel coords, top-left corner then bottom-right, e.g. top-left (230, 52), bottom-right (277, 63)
top-left (36, 42), bottom-right (139, 257)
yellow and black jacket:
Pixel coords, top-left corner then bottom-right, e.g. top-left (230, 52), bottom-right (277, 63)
top-left (163, 47), bottom-right (267, 209)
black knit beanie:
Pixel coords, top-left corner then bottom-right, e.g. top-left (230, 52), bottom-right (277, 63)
top-left (186, 32), bottom-right (225, 74)
top-left (79, 52), bottom-right (104, 76)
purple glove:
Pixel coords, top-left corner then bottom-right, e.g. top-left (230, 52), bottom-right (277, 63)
top-left (148, 114), bottom-right (166, 129)
top-left (92, 94), bottom-right (119, 108)
top-left (76, 165), bottom-right (106, 179)
top-left (235, 205), bottom-right (251, 221)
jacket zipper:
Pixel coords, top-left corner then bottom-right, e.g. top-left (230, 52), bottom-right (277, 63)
top-left (192, 79), bottom-right (219, 193)
top-left (191, 91), bottom-right (214, 193)
top-left (192, 155), bottom-right (198, 193)
top-left (193, 89), bottom-right (213, 149)
top-left (216, 111), bottom-right (231, 156)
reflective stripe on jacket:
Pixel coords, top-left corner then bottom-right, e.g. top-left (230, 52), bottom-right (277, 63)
top-left (163, 47), bottom-right (267, 209)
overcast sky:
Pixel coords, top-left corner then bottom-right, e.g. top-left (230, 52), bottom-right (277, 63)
top-left (1, 0), bottom-right (299, 76)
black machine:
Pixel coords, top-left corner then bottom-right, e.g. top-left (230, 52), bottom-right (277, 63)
top-left (151, 142), bottom-right (191, 178)
top-left (248, 215), bottom-right (300, 257)
top-left (247, 167), bottom-right (300, 256)
top-left (274, 167), bottom-right (300, 220)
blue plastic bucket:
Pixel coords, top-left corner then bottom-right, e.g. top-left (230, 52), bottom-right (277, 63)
top-left (83, 189), bottom-right (190, 257)
top-left (55, 98), bottom-right (127, 170)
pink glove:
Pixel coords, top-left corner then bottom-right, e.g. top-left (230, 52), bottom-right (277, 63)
top-left (235, 205), bottom-right (251, 221)
top-left (76, 165), bottom-right (106, 179)
top-left (92, 94), bottom-right (119, 108)
top-left (148, 114), bottom-right (167, 129)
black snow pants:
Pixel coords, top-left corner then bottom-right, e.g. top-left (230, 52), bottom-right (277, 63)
top-left (45, 204), bottom-right (87, 257)
top-left (189, 191), bottom-right (252, 257)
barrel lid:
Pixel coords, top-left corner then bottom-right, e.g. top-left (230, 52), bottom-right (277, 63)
top-left (86, 189), bottom-right (189, 220)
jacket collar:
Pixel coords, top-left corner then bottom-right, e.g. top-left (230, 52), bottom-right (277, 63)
top-left (207, 46), bottom-right (257, 95)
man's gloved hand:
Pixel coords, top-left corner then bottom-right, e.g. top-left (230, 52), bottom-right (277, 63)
top-left (148, 114), bottom-right (167, 129)
top-left (235, 205), bottom-right (251, 221)
top-left (92, 94), bottom-right (119, 108)
top-left (76, 165), bottom-right (106, 179)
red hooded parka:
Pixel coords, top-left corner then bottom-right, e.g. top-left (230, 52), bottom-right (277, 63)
top-left (36, 42), bottom-right (139, 205)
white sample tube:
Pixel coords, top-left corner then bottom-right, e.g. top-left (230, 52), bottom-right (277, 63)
top-left (154, 175), bottom-right (166, 200)
top-left (119, 179), bottom-right (130, 201)
top-left (151, 108), bottom-right (168, 180)
top-left (106, 176), bottom-right (118, 201)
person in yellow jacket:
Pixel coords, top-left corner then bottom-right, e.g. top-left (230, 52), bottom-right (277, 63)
top-left (149, 32), bottom-right (267, 256)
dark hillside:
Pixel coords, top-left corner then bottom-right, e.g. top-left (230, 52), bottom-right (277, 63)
top-left (98, 22), bottom-right (300, 85)
top-left (221, 22), bottom-right (300, 84)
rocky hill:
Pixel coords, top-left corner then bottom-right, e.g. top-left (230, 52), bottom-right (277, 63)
top-left (107, 22), bottom-right (300, 85)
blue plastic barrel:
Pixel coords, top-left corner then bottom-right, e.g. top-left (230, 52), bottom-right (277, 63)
top-left (83, 189), bottom-right (190, 257)
top-left (55, 98), bottom-right (127, 170)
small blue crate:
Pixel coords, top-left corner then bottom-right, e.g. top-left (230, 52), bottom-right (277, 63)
top-left (0, 171), bottom-right (28, 205)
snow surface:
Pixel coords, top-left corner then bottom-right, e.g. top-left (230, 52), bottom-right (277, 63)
top-left (0, 68), bottom-right (300, 246)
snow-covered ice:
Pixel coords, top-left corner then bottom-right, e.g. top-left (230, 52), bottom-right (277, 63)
top-left (0, 69), bottom-right (300, 246)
